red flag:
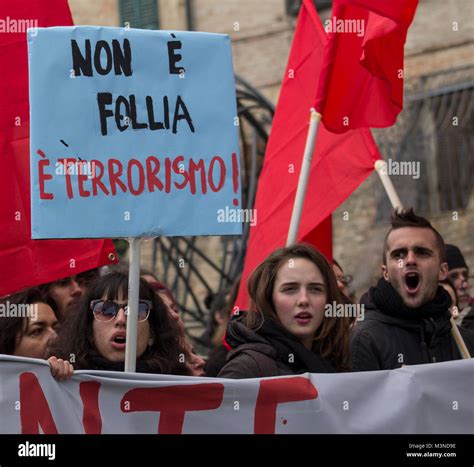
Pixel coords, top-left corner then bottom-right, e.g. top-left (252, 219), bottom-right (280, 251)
top-left (234, 0), bottom-right (381, 311)
top-left (314, 0), bottom-right (418, 133)
top-left (0, 0), bottom-right (117, 296)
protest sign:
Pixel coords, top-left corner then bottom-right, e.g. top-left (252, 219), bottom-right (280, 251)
top-left (28, 26), bottom-right (241, 238)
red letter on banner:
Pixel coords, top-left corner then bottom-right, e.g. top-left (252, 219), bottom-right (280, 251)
top-left (254, 377), bottom-right (318, 434)
top-left (79, 381), bottom-right (102, 434)
top-left (121, 383), bottom-right (224, 434)
top-left (19, 372), bottom-right (58, 434)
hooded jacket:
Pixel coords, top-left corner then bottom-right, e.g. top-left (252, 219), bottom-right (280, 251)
top-left (351, 279), bottom-right (474, 371)
top-left (218, 313), bottom-right (336, 379)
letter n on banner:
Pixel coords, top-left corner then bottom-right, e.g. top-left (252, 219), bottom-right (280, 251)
top-left (254, 377), bottom-right (318, 434)
top-left (20, 372), bottom-right (58, 434)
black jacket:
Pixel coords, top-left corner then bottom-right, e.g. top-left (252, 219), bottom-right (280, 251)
top-left (351, 280), bottom-right (474, 371)
top-left (204, 344), bottom-right (229, 377)
top-left (218, 314), bottom-right (336, 379)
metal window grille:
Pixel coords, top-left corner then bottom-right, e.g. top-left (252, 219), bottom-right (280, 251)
top-left (374, 68), bottom-right (474, 220)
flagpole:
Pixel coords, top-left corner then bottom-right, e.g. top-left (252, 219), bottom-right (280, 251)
top-left (450, 316), bottom-right (471, 359)
top-left (374, 160), bottom-right (402, 210)
top-left (124, 237), bottom-right (141, 372)
top-left (374, 160), bottom-right (470, 359)
top-left (286, 109), bottom-right (321, 246)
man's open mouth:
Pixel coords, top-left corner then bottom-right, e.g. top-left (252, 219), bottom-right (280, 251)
top-left (404, 272), bottom-right (420, 294)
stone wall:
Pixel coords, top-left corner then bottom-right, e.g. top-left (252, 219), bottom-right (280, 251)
top-left (68, 0), bottom-right (119, 26)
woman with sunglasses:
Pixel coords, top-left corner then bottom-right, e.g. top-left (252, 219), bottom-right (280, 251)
top-left (52, 271), bottom-right (191, 375)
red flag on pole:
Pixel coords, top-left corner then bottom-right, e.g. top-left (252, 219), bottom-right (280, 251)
top-left (234, 0), bottom-right (381, 311)
top-left (315, 0), bottom-right (418, 133)
top-left (0, 0), bottom-right (117, 296)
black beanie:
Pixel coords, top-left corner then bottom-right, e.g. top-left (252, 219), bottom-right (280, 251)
top-left (445, 244), bottom-right (468, 270)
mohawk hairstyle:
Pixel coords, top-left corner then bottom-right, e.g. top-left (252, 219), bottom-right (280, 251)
top-left (382, 208), bottom-right (446, 264)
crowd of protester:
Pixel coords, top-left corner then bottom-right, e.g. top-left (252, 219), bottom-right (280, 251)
top-left (1, 208), bottom-right (473, 380)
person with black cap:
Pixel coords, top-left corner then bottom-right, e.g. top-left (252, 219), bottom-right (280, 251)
top-left (351, 208), bottom-right (474, 371)
top-left (445, 244), bottom-right (473, 330)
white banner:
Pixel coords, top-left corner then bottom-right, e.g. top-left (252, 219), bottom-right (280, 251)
top-left (1, 355), bottom-right (473, 434)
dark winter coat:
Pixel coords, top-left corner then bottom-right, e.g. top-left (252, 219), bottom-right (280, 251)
top-left (351, 279), bottom-right (474, 371)
top-left (218, 314), bottom-right (336, 379)
top-left (204, 344), bottom-right (229, 377)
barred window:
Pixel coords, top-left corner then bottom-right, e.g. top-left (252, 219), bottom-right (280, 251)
top-left (119, 0), bottom-right (159, 29)
top-left (374, 70), bottom-right (474, 219)
top-left (427, 85), bottom-right (474, 211)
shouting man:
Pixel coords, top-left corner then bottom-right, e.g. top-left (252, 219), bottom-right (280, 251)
top-left (351, 209), bottom-right (474, 370)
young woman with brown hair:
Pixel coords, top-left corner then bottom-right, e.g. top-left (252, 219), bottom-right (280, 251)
top-left (218, 244), bottom-right (352, 378)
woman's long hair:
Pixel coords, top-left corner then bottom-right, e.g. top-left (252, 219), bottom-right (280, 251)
top-left (52, 271), bottom-right (190, 375)
top-left (244, 243), bottom-right (351, 371)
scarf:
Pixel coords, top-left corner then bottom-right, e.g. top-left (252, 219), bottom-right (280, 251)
top-left (228, 313), bottom-right (335, 373)
top-left (370, 278), bottom-right (451, 322)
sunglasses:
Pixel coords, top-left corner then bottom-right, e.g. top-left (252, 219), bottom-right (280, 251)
top-left (90, 299), bottom-right (152, 322)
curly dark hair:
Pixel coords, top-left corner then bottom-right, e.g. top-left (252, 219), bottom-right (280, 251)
top-left (51, 271), bottom-right (190, 375)
top-left (244, 243), bottom-right (352, 372)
